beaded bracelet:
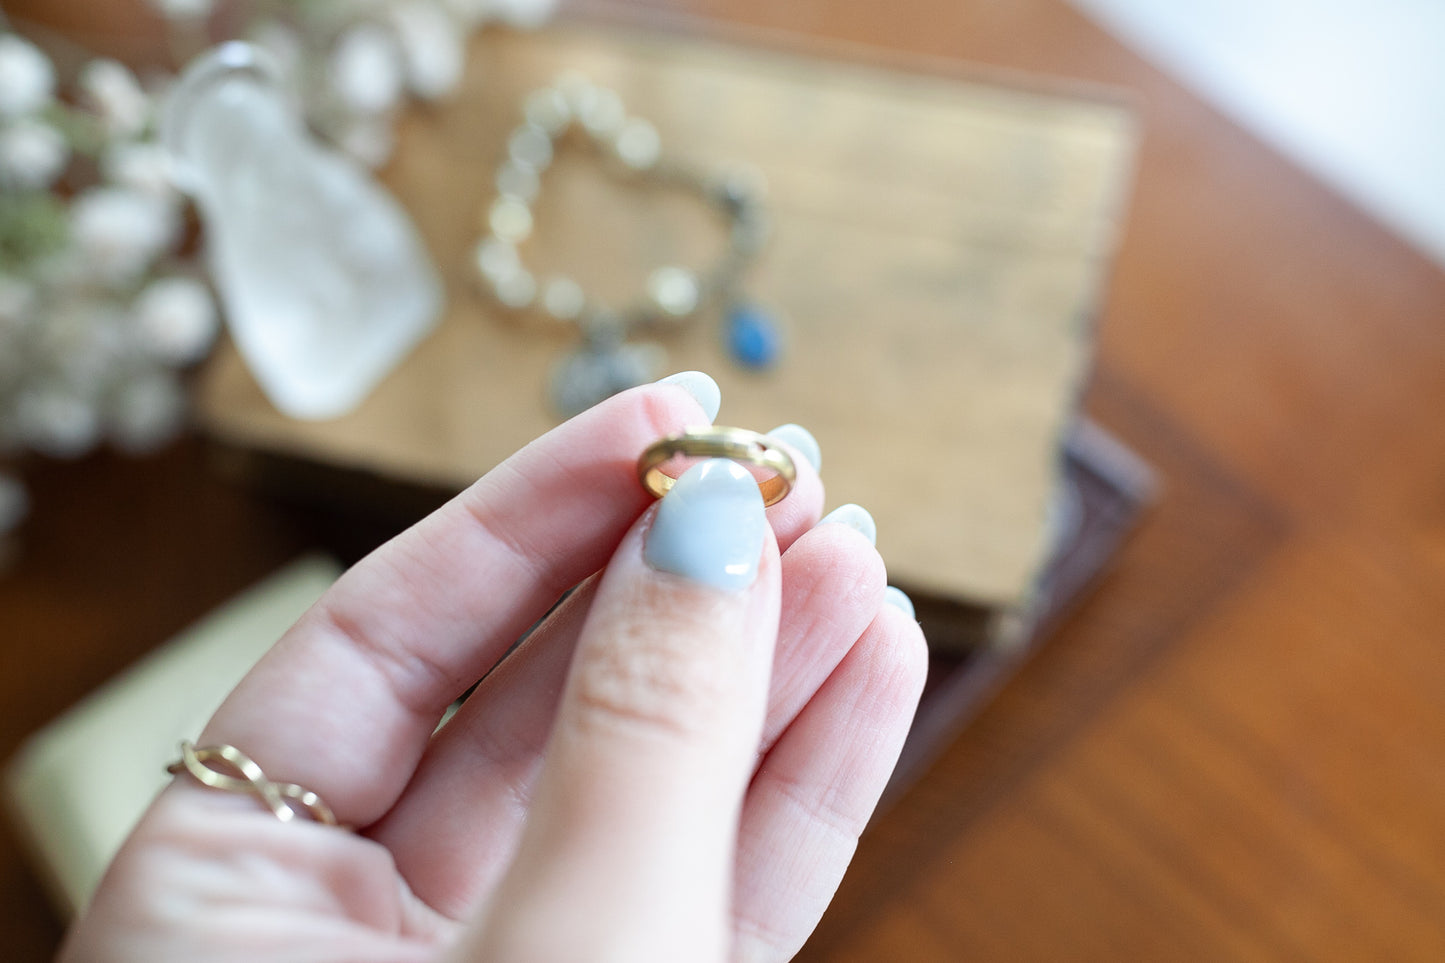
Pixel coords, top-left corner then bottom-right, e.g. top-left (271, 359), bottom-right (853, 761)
top-left (472, 73), bottom-right (780, 416)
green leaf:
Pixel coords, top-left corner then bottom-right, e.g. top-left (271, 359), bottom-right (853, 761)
top-left (0, 191), bottom-right (70, 273)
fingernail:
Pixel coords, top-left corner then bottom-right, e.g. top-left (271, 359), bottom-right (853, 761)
top-left (656, 371), bottom-right (720, 422)
top-left (644, 458), bottom-right (766, 590)
top-left (819, 503), bottom-right (876, 546)
top-left (767, 423), bottom-right (821, 473)
top-left (883, 586), bottom-right (916, 619)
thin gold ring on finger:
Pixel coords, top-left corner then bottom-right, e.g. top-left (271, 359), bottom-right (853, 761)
top-left (637, 426), bottom-right (796, 508)
top-left (167, 742), bottom-right (343, 827)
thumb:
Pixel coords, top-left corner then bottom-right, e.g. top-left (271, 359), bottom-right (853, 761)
top-left (461, 458), bottom-right (780, 962)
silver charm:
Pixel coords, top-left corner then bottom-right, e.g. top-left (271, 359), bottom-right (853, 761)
top-left (549, 335), bottom-right (664, 417)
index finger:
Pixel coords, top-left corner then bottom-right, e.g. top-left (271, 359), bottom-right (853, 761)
top-left (195, 379), bottom-right (724, 826)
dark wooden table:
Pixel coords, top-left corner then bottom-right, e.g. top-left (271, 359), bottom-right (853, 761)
top-left (7, 1), bottom-right (1445, 959)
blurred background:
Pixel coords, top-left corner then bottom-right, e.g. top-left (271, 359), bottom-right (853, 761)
top-left (1076, 0), bottom-right (1445, 269)
top-left (3, 0), bottom-right (1444, 960)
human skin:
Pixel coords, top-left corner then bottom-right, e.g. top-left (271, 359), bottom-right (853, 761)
top-left (60, 378), bottom-right (928, 962)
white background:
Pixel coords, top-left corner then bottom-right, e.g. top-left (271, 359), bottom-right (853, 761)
top-left (1068, 0), bottom-right (1445, 269)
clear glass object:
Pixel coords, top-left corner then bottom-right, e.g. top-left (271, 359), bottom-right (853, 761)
top-left (161, 43), bottom-right (442, 420)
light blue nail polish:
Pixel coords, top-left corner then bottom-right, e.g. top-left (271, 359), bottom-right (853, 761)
top-left (767, 423), bottom-right (822, 473)
top-left (883, 586), bottom-right (916, 619)
top-left (819, 503), bottom-right (876, 546)
top-left (644, 459), bottom-right (765, 590)
top-left (656, 371), bottom-right (721, 422)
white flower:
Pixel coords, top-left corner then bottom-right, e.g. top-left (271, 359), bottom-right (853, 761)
top-left (70, 187), bottom-right (181, 285)
top-left (79, 59), bottom-right (151, 139)
top-left (132, 275), bottom-right (218, 364)
top-left (0, 277), bottom-right (29, 387)
top-left (492, 0), bottom-right (557, 29)
top-left (0, 471), bottom-right (29, 536)
top-left (0, 335), bottom-right (22, 387)
top-left (101, 140), bottom-right (175, 198)
top-left (0, 116), bottom-right (69, 189)
top-left (0, 34), bottom-right (56, 117)
top-left (0, 275), bottom-right (37, 332)
top-left (143, 0), bottom-right (216, 19)
top-left (329, 0), bottom-right (389, 16)
top-left (33, 298), bottom-right (128, 386)
top-left (329, 24), bottom-right (405, 115)
top-left (15, 384), bottom-right (101, 459)
top-left (390, 1), bottom-right (466, 100)
top-left (108, 369), bottom-right (187, 454)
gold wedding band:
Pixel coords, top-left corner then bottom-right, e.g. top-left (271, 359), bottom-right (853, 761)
top-left (167, 742), bottom-right (342, 827)
top-left (637, 426), bottom-right (797, 507)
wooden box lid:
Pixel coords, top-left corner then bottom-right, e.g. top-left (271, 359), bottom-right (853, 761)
top-left (197, 22), bottom-right (1136, 607)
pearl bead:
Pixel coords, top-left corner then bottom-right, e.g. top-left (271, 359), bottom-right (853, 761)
top-left (488, 195), bottom-right (533, 243)
top-left (556, 72), bottom-right (598, 113)
top-left (579, 88), bottom-right (625, 139)
top-left (492, 267), bottom-right (537, 308)
top-left (542, 276), bottom-right (586, 320)
top-left (708, 164), bottom-right (767, 212)
top-left (507, 123), bottom-right (553, 171)
top-left (524, 86), bottom-right (571, 136)
top-left (647, 266), bottom-right (699, 317)
top-left (495, 160), bottom-right (540, 203)
top-left (731, 209), bottom-right (771, 254)
top-left (474, 236), bottom-right (519, 282)
top-left (615, 117), bottom-right (661, 170)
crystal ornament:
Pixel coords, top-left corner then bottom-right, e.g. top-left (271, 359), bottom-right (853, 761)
top-left (161, 44), bottom-right (442, 419)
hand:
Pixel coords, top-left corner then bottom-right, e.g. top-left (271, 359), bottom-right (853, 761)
top-left (60, 377), bottom-right (927, 962)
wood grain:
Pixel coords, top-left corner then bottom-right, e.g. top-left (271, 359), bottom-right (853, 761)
top-left (5, 0), bottom-right (1445, 959)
